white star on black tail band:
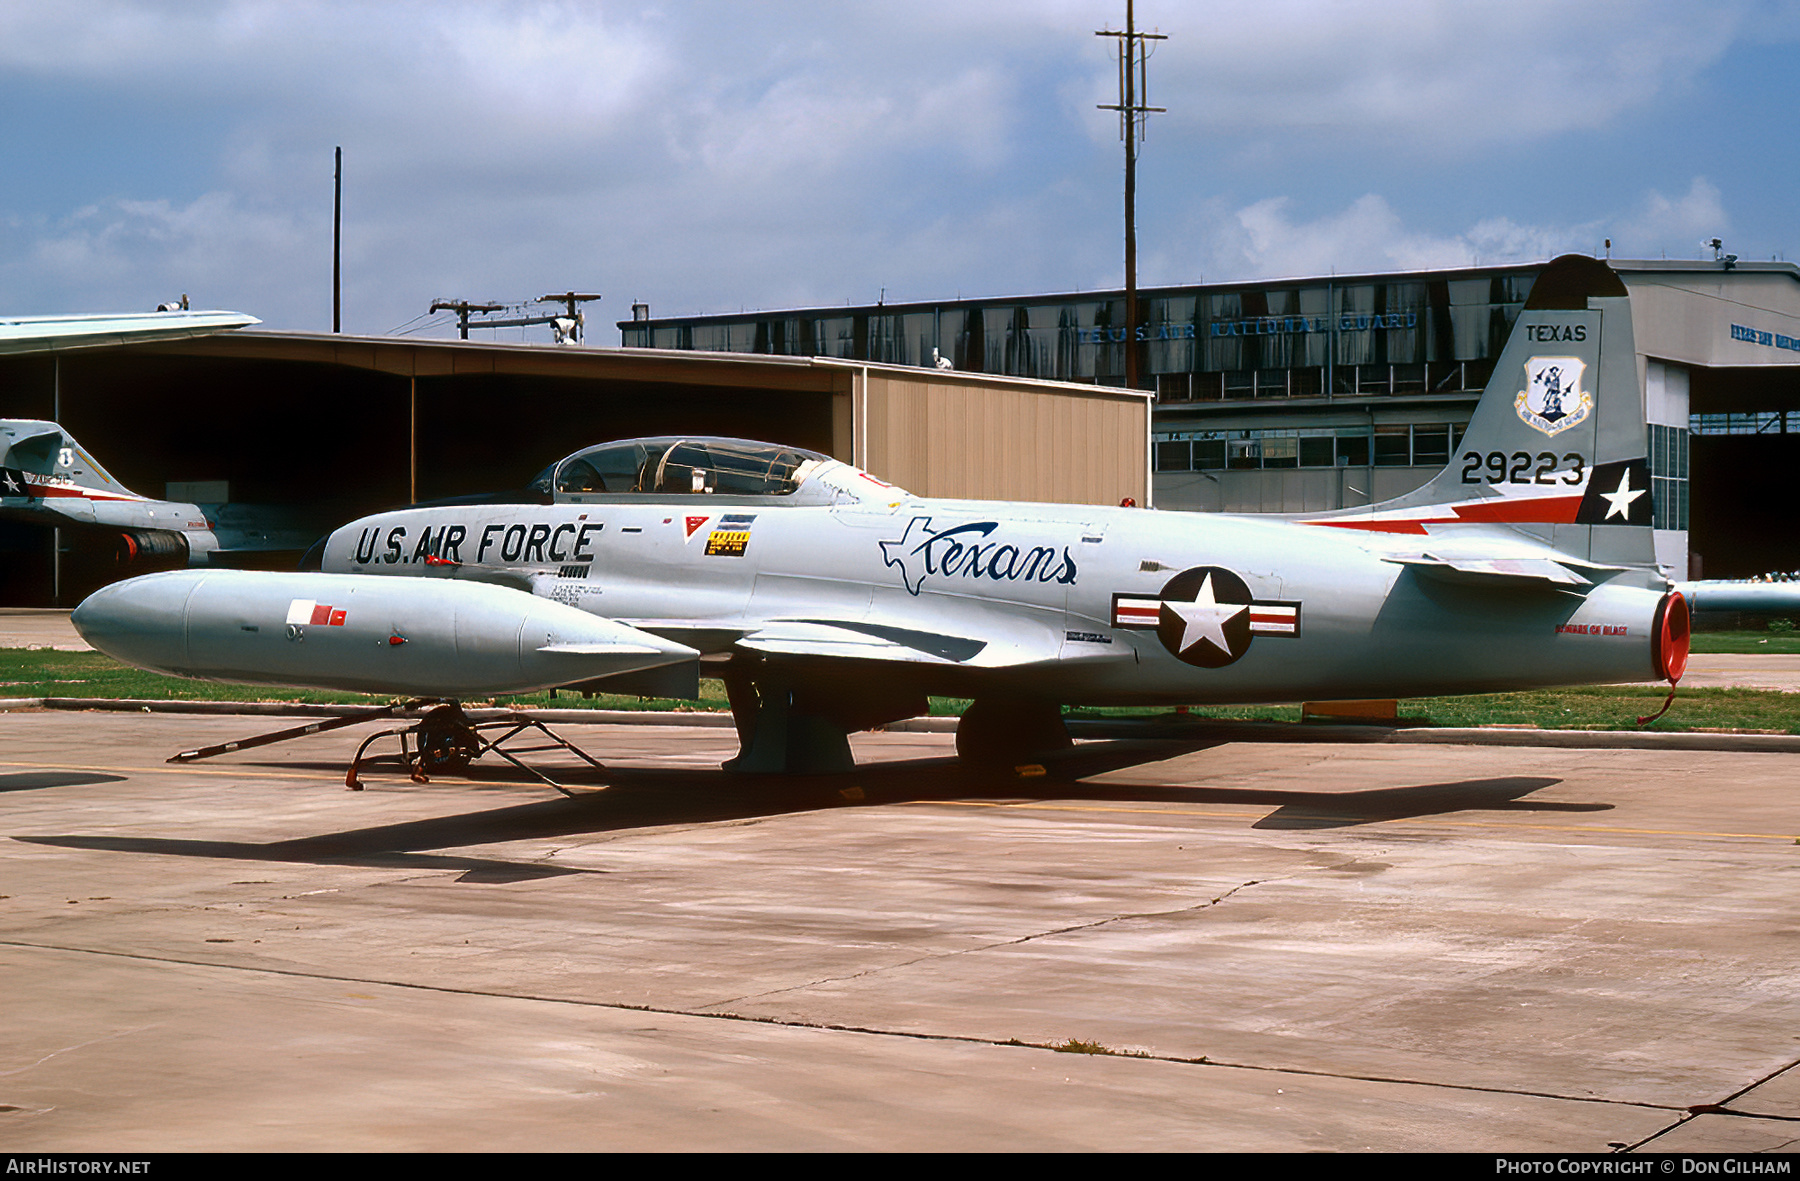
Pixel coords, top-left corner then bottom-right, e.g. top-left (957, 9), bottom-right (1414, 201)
top-left (1573, 458), bottom-right (1654, 526)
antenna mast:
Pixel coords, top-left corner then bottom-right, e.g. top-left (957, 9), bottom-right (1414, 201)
top-left (1097, 1), bottom-right (1166, 390)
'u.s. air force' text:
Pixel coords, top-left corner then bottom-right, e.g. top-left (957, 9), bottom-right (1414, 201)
top-left (352, 523), bottom-right (602, 566)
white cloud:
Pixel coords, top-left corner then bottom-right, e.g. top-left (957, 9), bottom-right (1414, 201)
top-left (1615, 178), bottom-right (1730, 258)
top-left (0, 2), bottom-right (1788, 333)
top-left (2, 193), bottom-right (313, 316)
top-left (1134, 0), bottom-right (1748, 149)
top-left (1148, 190), bottom-right (1712, 284)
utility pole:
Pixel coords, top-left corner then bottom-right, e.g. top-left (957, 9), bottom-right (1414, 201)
top-left (429, 299), bottom-right (507, 340)
top-left (1097, 1), bottom-right (1165, 390)
top-left (536, 292), bottom-right (604, 344)
top-left (428, 294), bottom-right (600, 343)
top-left (333, 146), bottom-right (342, 333)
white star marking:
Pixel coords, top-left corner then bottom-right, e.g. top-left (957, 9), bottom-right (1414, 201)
top-left (1601, 467), bottom-right (1647, 520)
top-left (1164, 572), bottom-right (1248, 658)
top-left (0, 472), bottom-right (17, 494)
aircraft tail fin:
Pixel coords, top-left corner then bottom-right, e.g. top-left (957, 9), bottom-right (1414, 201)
top-left (0, 420), bottom-right (141, 499)
top-left (1304, 255), bottom-right (1656, 573)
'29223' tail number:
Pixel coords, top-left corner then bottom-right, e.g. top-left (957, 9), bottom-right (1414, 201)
top-left (1460, 451), bottom-right (1585, 486)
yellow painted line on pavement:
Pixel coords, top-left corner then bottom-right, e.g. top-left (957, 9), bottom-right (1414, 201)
top-left (0, 757), bottom-right (347, 785)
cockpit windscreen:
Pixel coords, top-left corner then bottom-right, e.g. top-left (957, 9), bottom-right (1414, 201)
top-left (529, 438), bottom-right (830, 500)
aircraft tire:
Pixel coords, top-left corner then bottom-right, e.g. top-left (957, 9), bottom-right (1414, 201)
top-left (415, 706), bottom-right (479, 773)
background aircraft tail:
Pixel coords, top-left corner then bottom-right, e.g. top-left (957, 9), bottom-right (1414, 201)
top-left (0, 420), bottom-right (142, 500)
top-left (1306, 254), bottom-right (1657, 574)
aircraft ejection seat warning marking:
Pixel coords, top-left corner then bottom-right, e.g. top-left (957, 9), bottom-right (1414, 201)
top-left (684, 515), bottom-right (711, 540)
top-left (1111, 566), bottom-right (1301, 668)
top-left (704, 529), bottom-right (750, 557)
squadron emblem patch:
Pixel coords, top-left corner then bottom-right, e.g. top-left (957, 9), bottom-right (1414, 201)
top-left (1515, 356), bottom-right (1592, 437)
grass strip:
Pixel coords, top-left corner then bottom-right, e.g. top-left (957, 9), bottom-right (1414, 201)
top-left (3, 646), bottom-right (1797, 734)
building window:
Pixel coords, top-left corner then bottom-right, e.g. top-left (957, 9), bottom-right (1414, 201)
top-left (1649, 423), bottom-right (1690, 530)
top-left (1261, 435), bottom-right (1299, 468)
top-left (1336, 434), bottom-right (1369, 466)
top-left (1299, 436), bottom-right (1335, 467)
top-left (1690, 412), bottom-right (1784, 435)
top-left (1373, 426), bottom-right (1413, 466)
top-left (1411, 424), bottom-right (1451, 467)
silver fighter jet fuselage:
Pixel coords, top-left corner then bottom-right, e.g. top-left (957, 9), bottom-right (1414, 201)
top-left (74, 256), bottom-right (1691, 773)
top-left (313, 453), bottom-right (1672, 708)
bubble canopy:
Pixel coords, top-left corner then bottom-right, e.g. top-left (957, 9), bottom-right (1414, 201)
top-left (528, 437), bottom-right (837, 503)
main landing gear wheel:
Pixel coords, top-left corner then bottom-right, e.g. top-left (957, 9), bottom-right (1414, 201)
top-left (414, 704), bottom-right (480, 774)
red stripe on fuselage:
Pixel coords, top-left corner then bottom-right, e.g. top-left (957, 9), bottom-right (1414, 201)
top-left (1308, 493), bottom-right (1583, 535)
top-left (23, 482), bottom-right (145, 503)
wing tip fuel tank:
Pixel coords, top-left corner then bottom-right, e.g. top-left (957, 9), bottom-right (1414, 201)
top-left (73, 570), bottom-right (698, 698)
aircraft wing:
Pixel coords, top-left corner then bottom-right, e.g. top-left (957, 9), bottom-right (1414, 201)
top-left (0, 310), bottom-right (259, 356)
top-left (633, 614), bottom-right (1061, 669)
top-left (736, 619), bottom-right (989, 664)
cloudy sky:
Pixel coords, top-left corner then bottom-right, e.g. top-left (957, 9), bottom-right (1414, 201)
top-left (2, 1), bottom-right (1795, 340)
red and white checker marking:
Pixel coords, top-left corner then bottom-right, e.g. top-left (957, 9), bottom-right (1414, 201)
top-left (286, 599), bottom-right (347, 627)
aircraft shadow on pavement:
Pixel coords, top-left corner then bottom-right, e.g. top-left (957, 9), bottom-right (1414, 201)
top-left (1033, 739), bottom-right (1607, 828)
top-left (0, 770), bottom-right (127, 793)
top-left (14, 738), bottom-right (1607, 880)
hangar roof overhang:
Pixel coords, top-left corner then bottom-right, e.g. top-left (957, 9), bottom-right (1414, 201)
top-left (132, 330), bottom-right (1152, 406)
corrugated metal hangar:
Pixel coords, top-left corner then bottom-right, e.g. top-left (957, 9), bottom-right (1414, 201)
top-left (0, 335), bottom-right (1149, 605)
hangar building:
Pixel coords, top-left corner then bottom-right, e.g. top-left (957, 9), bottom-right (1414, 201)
top-left (619, 258), bottom-right (1800, 581)
top-left (0, 339), bottom-right (1147, 605)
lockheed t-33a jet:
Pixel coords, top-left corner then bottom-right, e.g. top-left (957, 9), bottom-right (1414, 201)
top-left (73, 256), bottom-right (1690, 783)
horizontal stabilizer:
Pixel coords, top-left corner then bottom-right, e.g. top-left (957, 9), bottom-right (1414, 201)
top-left (3, 427), bottom-right (63, 472)
top-left (1384, 554), bottom-right (1604, 590)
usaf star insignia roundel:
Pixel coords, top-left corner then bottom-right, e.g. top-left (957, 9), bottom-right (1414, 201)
top-left (1111, 566), bottom-right (1302, 669)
